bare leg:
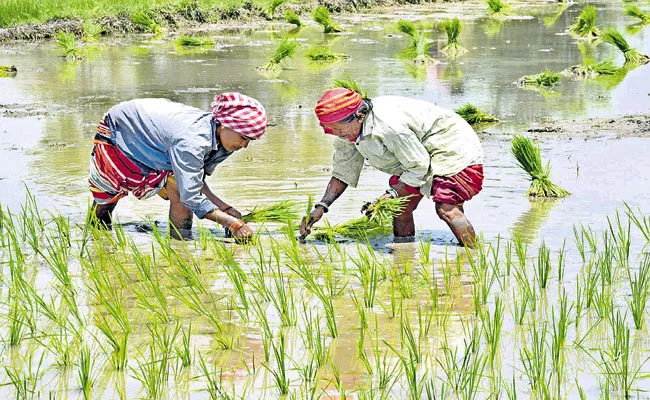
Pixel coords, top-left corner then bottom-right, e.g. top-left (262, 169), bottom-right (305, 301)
top-left (163, 178), bottom-right (194, 239)
top-left (435, 202), bottom-right (477, 247)
top-left (92, 200), bottom-right (117, 229)
top-left (392, 193), bottom-right (423, 242)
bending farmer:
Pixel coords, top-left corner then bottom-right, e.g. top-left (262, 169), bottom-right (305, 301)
top-left (300, 88), bottom-right (483, 246)
top-left (88, 92), bottom-right (267, 241)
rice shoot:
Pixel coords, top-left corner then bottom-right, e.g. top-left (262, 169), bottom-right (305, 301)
top-left (601, 28), bottom-right (650, 64)
top-left (569, 6), bottom-right (600, 38)
top-left (242, 201), bottom-right (299, 224)
top-left (312, 6), bottom-right (342, 33)
top-left (131, 11), bottom-right (162, 34)
top-left (517, 68), bottom-right (562, 87)
top-left (82, 21), bottom-right (103, 42)
top-left (397, 20), bottom-right (417, 37)
top-left (285, 9), bottom-right (302, 26)
top-left (265, 0), bottom-right (287, 19)
top-left (258, 39), bottom-right (298, 71)
top-left (562, 57), bottom-right (619, 79)
top-left (333, 77), bottom-right (367, 97)
top-left (624, 5), bottom-right (650, 25)
top-left (399, 31), bottom-right (434, 64)
top-left (511, 134), bottom-right (570, 198)
top-left (175, 35), bottom-right (215, 47)
top-left (455, 103), bottom-right (499, 125)
top-left (56, 31), bottom-right (82, 60)
top-left (487, 0), bottom-right (507, 16)
top-left (306, 46), bottom-right (349, 62)
top-left (441, 18), bottom-right (467, 56)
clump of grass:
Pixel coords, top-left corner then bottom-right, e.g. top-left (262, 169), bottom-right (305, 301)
top-left (601, 28), bottom-right (650, 64)
top-left (175, 35), bottom-right (215, 47)
top-left (312, 6), bottom-right (342, 33)
top-left (454, 103), bottom-right (498, 125)
top-left (511, 134), bottom-right (570, 198)
top-left (397, 20), bottom-right (417, 37)
top-left (441, 18), bottom-right (467, 56)
top-left (265, 0), bottom-right (287, 18)
top-left (56, 31), bottom-right (82, 60)
top-left (397, 20), bottom-right (434, 64)
top-left (562, 57), bottom-right (619, 79)
top-left (569, 6), bottom-right (600, 38)
top-left (333, 77), bottom-right (367, 97)
top-left (258, 39), bottom-right (298, 71)
top-left (241, 200), bottom-right (299, 224)
top-left (487, 0), bottom-right (507, 16)
top-left (624, 5), bottom-right (650, 25)
top-left (517, 68), bottom-right (562, 87)
top-left (82, 21), bottom-right (103, 42)
top-left (285, 9), bottom-right (302, 26)
top-left (306, 46), bottom-right (349, 62)
top-left (131, 11), bottom-right (162, 34)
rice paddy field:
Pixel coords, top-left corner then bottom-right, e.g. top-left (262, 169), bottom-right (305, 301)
top-left (1, 0), bottom-right (650, 398)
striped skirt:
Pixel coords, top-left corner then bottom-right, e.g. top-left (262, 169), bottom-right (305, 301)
top-left (88, 119), bottom-right (171, 204)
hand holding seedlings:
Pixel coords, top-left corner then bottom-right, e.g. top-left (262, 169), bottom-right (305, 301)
top-left (299, 204), bottom-right (327, 239)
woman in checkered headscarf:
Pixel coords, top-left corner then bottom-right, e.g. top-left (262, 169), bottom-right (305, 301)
top-left (88, 92), bottom-right (267, 241)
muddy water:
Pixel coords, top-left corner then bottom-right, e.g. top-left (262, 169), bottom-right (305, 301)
top-left (1, 1), bottom-right (650, 398)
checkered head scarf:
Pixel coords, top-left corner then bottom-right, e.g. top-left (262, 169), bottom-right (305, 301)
top-left (211, 92), bottom-right (268, 140)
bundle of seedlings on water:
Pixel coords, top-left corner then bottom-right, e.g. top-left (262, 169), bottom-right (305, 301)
top-left (306, 46), bottom-right (349, 62)
top-left (601, 28), bottom-right (650, 64)
top-left (511, 134), bottom-right (570, 197)
top-left (241, 200), bottom-right (299, 224)
top-left (397, 20), bottom-right (434, 64)
top-left (285, 9), bottom-right (302, 26)
top-left (258, 39), bottom-right (298, 71)
top-left (82, 21), bottom-right (103, 42)
top-left (0, 65), bottom-right (17, 77)
top-left (131, 11), bottom-right (162, 34)
top-left (517, 68), bottom-right (562, 87)
top-left (562, 57), bottom-right (619, 79)
top-left (624, 5), bottom-right (650, 25)
top-left (265, 0), bottom-right (287, 19)
top-left (175, 35), bottom-right (215, 47)
top-left (397, 20), bottom-right (417, 37)
top-left (312, 6), bottom-right (342, 33)
top-left (56, 31), bottom-right (82, 60)
top-left (454, 103), bottom-right (498, 125)
top-left (441, 18), bottom-right (467, 56)
top-left (333, 77), bottom-right (367, 97)
top-left (487, 0), bottom-right (507, 16)
top-left (569, 6), bottom-right (600, 38)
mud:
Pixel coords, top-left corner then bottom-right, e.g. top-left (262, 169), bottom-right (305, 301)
top-left (524, 113), bottom-right (650, 139)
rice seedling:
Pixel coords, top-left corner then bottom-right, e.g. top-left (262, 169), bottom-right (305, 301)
top-left (511, 289), bottom-right (530, 325)
top-left (300, 305), bottom-right (327, 368)
top-left (608, 211), bottom-right (631, 268)
top-left (627, 257), bottom-right (650, 329)
top-left (265, 0), bottom-right (287, 18)
top-left (624, 5), bottom-right (650, 25)
top-left (397, 20), bottom-right (417, 37)
top-left (436, 325), bottom-right (486, 397)
top-left (511, 134), bottom-right (570, 198)
top-left (454, 103), bottom-right (499, 125)
top-left (481, 295), bottom-right (504, 367)
top-left (352, 248), bottom-right (380, 308)
top-left (129, 242), bottom-right (169, 324)
top-left (440, 18), bottom-right (467, 56)
top-left (569, 6), bottom-right (600, 38)
top-left (77, 345), bottom-right (95, 399)
top-left (285, 9), bottom-right (302, 26)
top-left (601, 28), bottom-right (650, 64)
top-left (312, 6), bottom-right (342, 33)
top-left (82, 21), bottom-right (103, 42)
top-left (486, 0), bottom-right (507, 16)
top-left (258, 39), bottom-right (298, 72)
top-left (517, 68), bottom-right (562, 87)
top-left (269, 266), bottom-right (296, 327)
top-left (131, 344), bottom-right (170, 400)
top-left (131, 10), bottom-right (162, 34)
top-left (557, 239), bottom-right (566, 282)
top-left (3, 352), bottom-right (46, 400)
top-left (175, 35), bottom-right (215, 47)
top-left (0, 64), bottom-right (17, 77)
top-left (56, 31), bottom-right (82, 60)
top-left (175, 322), bottom-right (193, 368)
top-left (333, 76), bottom-right (367, 97)
top-left (535, 241), bottom-right (552, 289)
top-left (199, 354), bottom-right (234, 400)
top-left (626, 204), bottom-right (650, 245)
top-left (264, 332), bottom-right (290, 395)
top-left (241, 200), bottom-right (299, 224)
top-left (399, 31), bottom-right (434, 65)
top-left (306, 45), bottom-right (349, 62)
top-left (520, 323), bottom-right (551, 398)
top-left (562, 58), bottom-right (620, 79)
top-left (550, 291), bottom-right (572, 382)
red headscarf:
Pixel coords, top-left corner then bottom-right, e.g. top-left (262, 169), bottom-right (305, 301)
top-left (211, 92), bottom-right (268, 140)
top-left (314, 88), bottom-right (363, 134)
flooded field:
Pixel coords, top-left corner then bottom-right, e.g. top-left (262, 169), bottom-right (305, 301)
top-left (1, 0), bottom-right (650, 398)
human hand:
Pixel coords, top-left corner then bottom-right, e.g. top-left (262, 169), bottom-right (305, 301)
top-left (360, 193), bottom-right (393, 217)
top-left (299, 207), bottom-right (325, 238)
top-left (229, 219), bottom-right (254, 243)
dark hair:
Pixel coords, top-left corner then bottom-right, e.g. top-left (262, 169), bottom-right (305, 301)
top-left (340, 98), bottom-right (372, 124)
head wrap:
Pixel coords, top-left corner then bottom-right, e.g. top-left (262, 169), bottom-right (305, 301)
top-left (211, 92), bottom-right (267, 140)
top-left (314, 88), bottom-right (363, 129)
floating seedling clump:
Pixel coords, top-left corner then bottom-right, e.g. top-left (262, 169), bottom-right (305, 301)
top-left (56, 31), bottom-right (83, 61)
top-left (441, 18), bottom-right (467, 57)
top-left (175, 35), bottom-right (215, 47)
top-left (601, 28), bottom-right (650, 64)
top-left (82, 21), bottom-right (103, 42)
top-left (454, 103), bottom-right (498, 125)
top-left (569, 6), bottom-right (600, 38)
top-left (517, 68), bottom-right (562, 87)
top-left (396, 20), bottom-right (435, 65)
top-left (265, 0), bottom-right (287, 19)
top-left (131, 11), bottom-right (162, 34)
top-left (306, 46), bottom-right (349, 62)
top-left (312, 6), bottom-right (342, 33)
top-left (285, 9), bottom-right (302, 26)
top-left (258, 39), bottom-right (298, 72)
top-left (624, 5), bottom-right (650, 25)
top-left (486, 0), bottom-right (507, 16)
top-left (511, 134), bottom-right (570, 197)
top-left (0, 65), bottom-right (17, 77)
top-left (562, 58), bottom-right (619, 79)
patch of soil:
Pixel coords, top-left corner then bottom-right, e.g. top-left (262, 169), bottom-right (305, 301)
top-left (526, 114), bottom-right (650, 139)
top-left (0, 103), bottom-right (49, 118)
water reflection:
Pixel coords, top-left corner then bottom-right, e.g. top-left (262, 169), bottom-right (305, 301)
top-left (510, 197), bottom-right (562, 243)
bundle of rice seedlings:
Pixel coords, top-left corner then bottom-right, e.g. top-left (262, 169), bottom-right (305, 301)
top-left (624, 5), bottom-right (650, 25)
top-left (285, 9), bottom-right (302, 26)
top-left (511, 134), bottom-right (570, 198)
top-left (131, 11), bottom-right (162, 34)
top-left (455, 103), bottom-right (499, 125)
top-left (56, 31), bottom-right (82, 60)
top-left (306, 46), bottom-right (349, 62)
top-left (312, 6), bottom-right (342, 33)
top-left (0, 65), bottom-right (17, 77)
top-left (82, 21), bottom-right (104, 42)
top-left (266, 0), bottom-right (287, 19)
top-left (333, 77), bottom-right (367, 97)
top-left (242, 201), bottom-right (299, 224)
top-left (399, 31), bottom-right (434, 64)
top-left (258, 39), bottom-right (299, 71)
top-left (487, 0), bottom-right (507, 15)
top-left (561, 57), bottom-right (619, 79)
top-left (601, 28), bottom-right (650, 64)
top-left (397, 20), bottom-right (417, 37)
top-left (517, 68), bottom-right (561, 87)
top-left (568, 6), bottom-right (600, 38)
top-left (441, 18), bottom-right (467, 56)
top-left (175, 35), bottom-right (215, 47)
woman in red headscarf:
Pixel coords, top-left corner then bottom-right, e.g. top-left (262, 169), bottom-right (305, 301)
top-left (300, 88), bottom-right (483, 247)
top-left (89, 92), bottom-right (267, 241)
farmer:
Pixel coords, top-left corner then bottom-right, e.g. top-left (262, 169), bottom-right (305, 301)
top-left (299, 88), bottom-right (483, 246)
top-left (88, 92), bottom-right (268, 241)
